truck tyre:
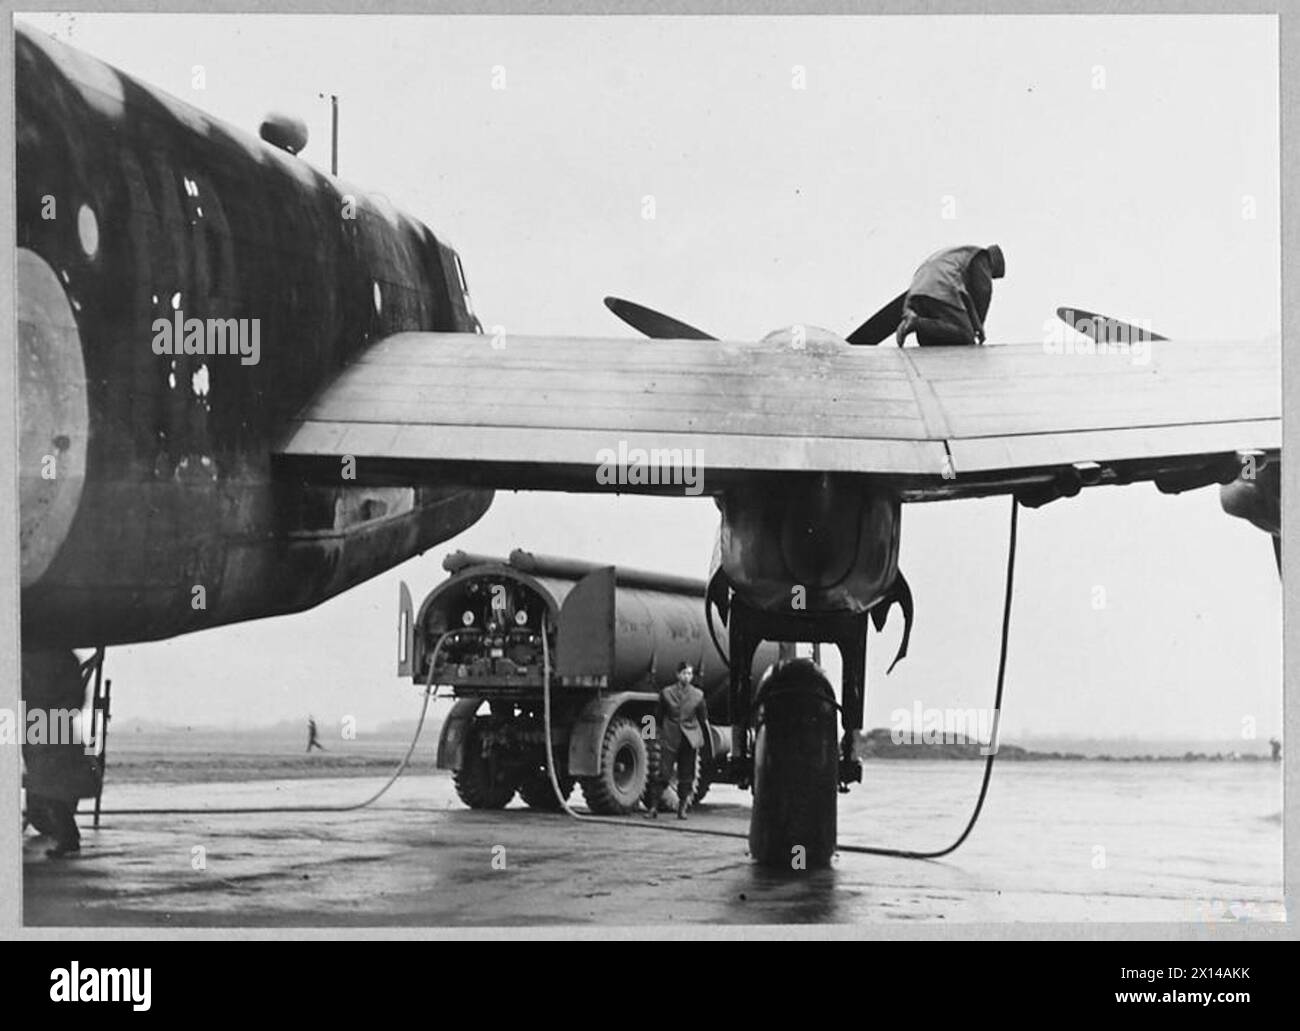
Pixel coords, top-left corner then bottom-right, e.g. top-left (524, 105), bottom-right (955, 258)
top-left (452, 721), bottom-right (517, 809)
top-left (518, 768), bottom-right (574, 810)
top-left (644, 736), bottom-right (701, 812)
top-left (581, 716), bottom-right (649, 814)
top-left (691, 766), bottom-right (712, 806)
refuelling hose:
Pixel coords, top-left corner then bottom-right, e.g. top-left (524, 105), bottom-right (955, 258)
top-left (93, 492), bottom-right (1018, 859)
top-left (836, 497), bottom-right (1018, 858)
top-left (540, 496), bottom-right (1021, 859)
top-left (90, 631), bottom-right (455, 817)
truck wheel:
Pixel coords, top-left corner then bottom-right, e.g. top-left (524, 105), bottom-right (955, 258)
top-left (581, 716), bottom-right (649, 814)
top-left (518, 769), bottom-right (574, 810)
top-left (691, 766), bottom-right (712, 806)
top-left (452, 722), bottom-right (517, 809)
top-left (644, 737), bottom-right (701, 812)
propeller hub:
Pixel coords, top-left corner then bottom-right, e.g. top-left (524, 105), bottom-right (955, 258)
top-left (759, 325), bottom-right (846, 352)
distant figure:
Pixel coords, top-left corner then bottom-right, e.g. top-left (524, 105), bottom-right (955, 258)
top-left (1270, 738), bottom-right (1281, 762)
top-left (646, 662), bottom-right (711, 820)
top-left (306, 716), bottom-right (325, 753)
top-left (896, 244), bottom-right (1005, 347)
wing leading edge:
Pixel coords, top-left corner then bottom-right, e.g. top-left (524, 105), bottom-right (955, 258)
top-left (276, 331), bottom-right (1279, 501)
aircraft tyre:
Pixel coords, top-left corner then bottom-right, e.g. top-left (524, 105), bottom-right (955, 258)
top-left (748, 659), bottom-right (839, 869)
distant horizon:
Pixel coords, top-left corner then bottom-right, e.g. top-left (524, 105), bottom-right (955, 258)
top-left (108, 714), bottom-right (1281, 749)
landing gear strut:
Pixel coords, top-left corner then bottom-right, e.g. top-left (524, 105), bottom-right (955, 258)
top-left (725, 596), bottom-right (870, 869)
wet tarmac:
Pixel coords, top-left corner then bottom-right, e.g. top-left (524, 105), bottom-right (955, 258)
top-left (23, 762), bottom-right (1284, 927)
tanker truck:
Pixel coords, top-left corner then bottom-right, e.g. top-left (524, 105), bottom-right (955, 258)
top-left (398, 549), bottom-right (779, 814)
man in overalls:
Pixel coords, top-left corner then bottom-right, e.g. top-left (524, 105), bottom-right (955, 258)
top-left (646, 662), bottom-right (711, 820)
top-left (896, 244), bottom-right (1006, 347)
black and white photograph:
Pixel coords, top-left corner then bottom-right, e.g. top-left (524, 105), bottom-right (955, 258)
top-left (6, 9), bottom-right (1286, 938)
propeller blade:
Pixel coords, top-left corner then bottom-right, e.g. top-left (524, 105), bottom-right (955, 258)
top-left (1055, 307), bottom-right (1168, 342)
top-left (603, 297), bottom-right (716, 340)
top-left (845, 291), bottom-right (908, 346)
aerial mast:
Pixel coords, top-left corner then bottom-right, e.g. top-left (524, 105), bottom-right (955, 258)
top-left (318, 92), bottom-right (338, 175)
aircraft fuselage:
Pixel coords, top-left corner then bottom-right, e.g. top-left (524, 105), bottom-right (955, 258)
top-left (16, 25), bottom-right (493, 648)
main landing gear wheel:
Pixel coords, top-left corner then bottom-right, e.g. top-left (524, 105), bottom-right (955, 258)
top-left (453, 720), bottom-right (517, 809)
top-left (580, 716), bottom-right (649, 815)
top-left (518, 768), bottom-right (575, 810)
top-left (748, 659), bottom-right (840, 869)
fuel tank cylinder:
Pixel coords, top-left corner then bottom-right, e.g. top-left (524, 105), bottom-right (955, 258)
top-left (411, 550), bottom-right (776, 694)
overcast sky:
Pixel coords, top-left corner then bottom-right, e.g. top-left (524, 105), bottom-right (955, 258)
top-left (20, 13), bottom-right (1280, 742)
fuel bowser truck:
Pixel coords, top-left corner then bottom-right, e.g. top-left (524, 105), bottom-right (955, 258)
top-left (399, 549), bottom-right (778, 814)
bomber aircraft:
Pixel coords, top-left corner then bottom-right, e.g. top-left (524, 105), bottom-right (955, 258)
top-left (16, 23), bottom-right (1280, 868)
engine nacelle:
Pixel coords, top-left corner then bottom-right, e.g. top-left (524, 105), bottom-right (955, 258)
top-left (716, 473), bottom-right (901, 614)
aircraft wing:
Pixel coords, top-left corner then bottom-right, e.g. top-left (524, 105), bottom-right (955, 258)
top-left (276, 331), bottom-right (1278, 502)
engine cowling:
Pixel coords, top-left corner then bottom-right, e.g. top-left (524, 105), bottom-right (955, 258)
top-left (715, 473), bottom-right (901, 614)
